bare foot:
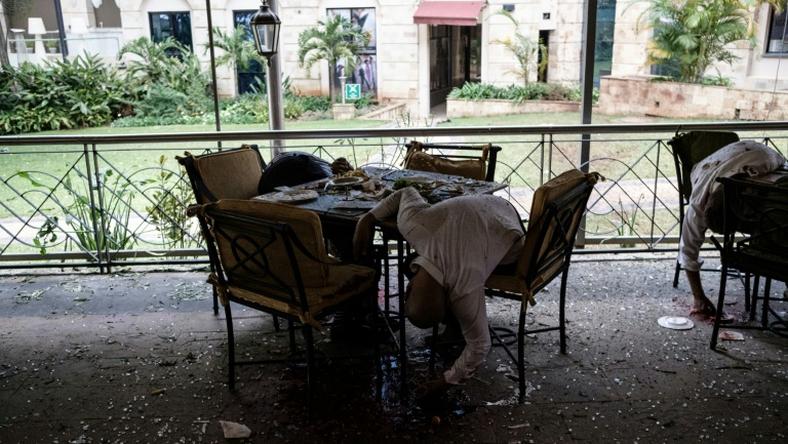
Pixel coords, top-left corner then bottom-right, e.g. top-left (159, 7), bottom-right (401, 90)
top-left (690, 296), bottom-right (717, 318)
top-left (415, 375), bottom-right (452, 402)
top-left (690, 297), bottom-right (734, 323)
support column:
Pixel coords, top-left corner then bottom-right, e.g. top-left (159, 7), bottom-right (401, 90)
top-left (417, 24), bottom-right (430, 119)
top-left (577, 0), bottom-right (597, 247)
top-left (267, 0), bottom-right (286, 155)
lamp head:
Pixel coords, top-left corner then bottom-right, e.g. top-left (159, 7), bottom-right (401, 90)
top-left (250, 1), bottom-right (281, 59)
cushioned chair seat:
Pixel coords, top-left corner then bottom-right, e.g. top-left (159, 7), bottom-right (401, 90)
top-left (228, 264), bottom-right (376, 320)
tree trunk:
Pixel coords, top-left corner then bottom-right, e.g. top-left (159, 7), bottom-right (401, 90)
top-left (329, 61), bottom-right (336, 104)
top-left (0, 10), bottom-right (10, 67)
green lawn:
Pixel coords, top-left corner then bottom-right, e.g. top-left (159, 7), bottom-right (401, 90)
top-left (0, 118), bottom-right (390, 221)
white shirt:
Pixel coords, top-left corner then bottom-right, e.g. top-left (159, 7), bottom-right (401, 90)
top-left (678, 140), bottom-right (786, 272)
top-left (370, 187), bottom-right (525, 384)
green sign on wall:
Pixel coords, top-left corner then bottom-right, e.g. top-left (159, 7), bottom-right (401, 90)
top-left (344, 83), bottom-right (361, 100)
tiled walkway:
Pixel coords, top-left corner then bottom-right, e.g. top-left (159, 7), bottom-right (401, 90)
top-left (0, 255), bottom-right (785, 443)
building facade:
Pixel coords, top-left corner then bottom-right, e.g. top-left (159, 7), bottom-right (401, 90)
top-left (3, 0), bottom-right (787, 118)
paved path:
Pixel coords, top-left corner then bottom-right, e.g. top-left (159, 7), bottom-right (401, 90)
top-left (0, 257), bottom-right (785, 442)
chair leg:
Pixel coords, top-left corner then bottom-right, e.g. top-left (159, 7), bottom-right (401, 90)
top-left (559, 270), bottom-right (568, 354)
top-left (428, 324), bottom-right (439, 375)
top-left (273, 315), bottom-right (281, 332)
top-left (672, 260), bottom-right (681, 288)
top-left (762, 278), bottom-right (772, 329)
top-left (750, 275), bottom-right (761, 321)
top-left (212, 286), bottom-right (219, 316)
top-left (224, 303), bottom-right (236, 390)
top-left (517, 311), bottom-right (526, 404)
top-left (302, 324), bottom-right (315, 415)
top-left (374, 312), bottom-right (383, 401)
top-left (288, 320), bottom-right (296, 355)
top-left (397, 239), bottom-right (407, 397)
top-left (383, 237), bottom-right (391, 314)
top-left (710, 265), bottom-right (728, 350)
top-left (744, 273), bottom-right (751, 313)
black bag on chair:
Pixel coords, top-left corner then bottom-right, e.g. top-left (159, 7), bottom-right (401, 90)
top-left (258, 151), bottom-right (332, 194)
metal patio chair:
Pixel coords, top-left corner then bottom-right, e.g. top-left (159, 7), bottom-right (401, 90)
top-left (710, 175), bottom-right (788, 349)
top-left (176, 145), bottom-right (266, 315)
top-left (484, 169), bottom-right (600, 403)
top-left (188, 199), bottom-right (379, 405)
top-left (668, 130), bottom-right (739, 288)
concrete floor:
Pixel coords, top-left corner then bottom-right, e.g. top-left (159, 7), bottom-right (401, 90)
top-left (0, 255), bottom-right (786, 443)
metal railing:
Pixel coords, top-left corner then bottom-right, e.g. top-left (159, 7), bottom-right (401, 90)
top-left (1, 121), bottom-right (786, 271)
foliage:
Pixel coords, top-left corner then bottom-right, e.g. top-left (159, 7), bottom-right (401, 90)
top-left (208, 26), bottom-right (264, 72)
top-left (448, 82), bottom-right (593, 103)
top-left (641, 0), bottom-right (781, 83)
top-left (119, 37), bottom-right (211, 116)
top-left (293, 94), bottom-right (332, 113)
top-left (220, 93), bottom-right (270, 124)
top-left (26, 169), bottom-right (137, 255)
top-left (0, 55), bottom-right (129, 135)
top-left (297, 15), bottom-right (370, 103)
top-left (651, 75), bottom-right (732, 86)
top-left (143, 156), bottom-right (197, 248)
top-left (493, 10), bottom-right (548, 85)
top-left (353, 93), bottom-right (376, 110)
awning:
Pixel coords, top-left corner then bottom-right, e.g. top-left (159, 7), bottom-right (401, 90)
top-left (413, 1), bottom-right (486, 26)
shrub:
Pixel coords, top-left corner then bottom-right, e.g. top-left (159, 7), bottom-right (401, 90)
top-left (0, 55), bottom-right (129, 135)
top-left (353, 93), bottom-right (376, 110)
top-left (294, 95), bottom-right (332, 113)
top-left (447, 82), bottom-right (589, 103)
top-left (119, 37), bottom-right (211, 118)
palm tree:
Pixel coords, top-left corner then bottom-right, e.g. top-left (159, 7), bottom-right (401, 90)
top-left (493, 11), bottom-right (547, 85)
top-left (208, 26), bottom-right (263, 72)
top-left (641, 0), bottom-right (782, 83)
top-left (119, 37), bottom-right (189, 86)
top-left (297, 15), bottom-right (370, 103)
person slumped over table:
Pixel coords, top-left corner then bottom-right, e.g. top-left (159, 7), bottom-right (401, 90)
top-left (353, 187), bottom-right (525, 396)
top-left (678, 140), bottom-right (786, 317)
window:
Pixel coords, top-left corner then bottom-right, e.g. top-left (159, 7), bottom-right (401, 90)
top-left (233, 10), bottom-right (265, 94)
top-left (766, 3), bottom-right (788, 54)
top-left (149, 11), bottom-right (192, 52)
top-left (327, 8), bottom-right (377, 99)
top-left (593, 0), bottom-right (617, 86)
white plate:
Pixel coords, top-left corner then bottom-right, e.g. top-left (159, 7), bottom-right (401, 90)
top-left (657, 316), bottom-right (694, 330)
top-left (329, 176), bottom-right (365, 187)
top-left (272, 190), bottom-right (319, 203)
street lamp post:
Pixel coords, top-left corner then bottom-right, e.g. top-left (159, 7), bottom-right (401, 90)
top-left (250, 0), bottom-right (285, 156)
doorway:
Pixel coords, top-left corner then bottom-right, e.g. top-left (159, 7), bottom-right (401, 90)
top-left (429, 24), bottom-right (481, 108)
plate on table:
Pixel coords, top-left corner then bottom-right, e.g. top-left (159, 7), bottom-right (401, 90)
top-left (271, 190), bottom-right (319, 203)
top-left (328, 176), bottom-right (365, 187)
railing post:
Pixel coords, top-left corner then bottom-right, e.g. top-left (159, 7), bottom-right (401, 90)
top-left (82, 143), bottom-right (104, 273)
top-left (650, 140), bottom-right (662, 248)
top-left (576, 0), bottom-right (598, 249)
top-left (91, 144), bottom-right (112, 273)
top-left (539, 133), bottom-right (545, 186)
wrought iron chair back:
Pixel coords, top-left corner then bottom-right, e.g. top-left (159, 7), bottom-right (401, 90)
top-left (668, 130), bottom-right (739, 288)
top-left (204, 208), bottom-right (314, 313)
top-left (519, 179), bottom-right (594, 295)
top-left (404, 141), bottom-right (502, 182)
top-left (710, 176), bottom-right (788, 348)
top-left (177, 145), bottom-right (265, 204)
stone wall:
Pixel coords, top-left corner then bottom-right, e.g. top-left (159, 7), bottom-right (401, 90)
top-left (598, 76), bottom-right (788, 120)
top-left (447, 98), bottom-right (580, 118)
